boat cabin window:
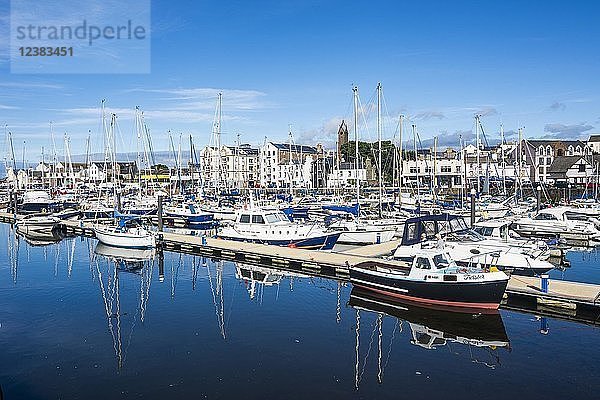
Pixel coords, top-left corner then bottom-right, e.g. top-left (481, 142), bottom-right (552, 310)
top-left (240, 214), bottom-right (251, 223)
top-left (433, 254), bottom-right (451, 269)
top-left (534, 213), bottom-right (557, 221)
top-left (252, 215), bottom-right (265, 224)
top-left (474, 226), bottom-right (493, 237)
top-left (415, 257), bottom-right (431, 270)
top-left (264, 213), bottom-right (279, 223)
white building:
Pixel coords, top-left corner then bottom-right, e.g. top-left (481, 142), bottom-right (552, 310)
top-left (259, 142), bottom-right (319, 189)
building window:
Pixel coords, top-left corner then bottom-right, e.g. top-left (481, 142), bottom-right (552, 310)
top-left (567, 145), bottom-right (574, 156)
top-left (441, 166), bottom-right (451, 173)
top-left (579, 164), bottom-right (586, 172)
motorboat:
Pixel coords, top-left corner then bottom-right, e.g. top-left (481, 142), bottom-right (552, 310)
top-left (18, 191), bottom-right (57, 214)
top-left (327, 215), bottom-right (397, 245)
top-left (473, 218), bottom-right (563, 258)
top-left (512, 206), bottom-right (600, 244)
top-left (15, 214), bottom-right (61, 235)
top-left (165, 202), bottom-right (215, 229)
top-left (15, 215), bottom-right (64, 243)
top-left (218, 207), bottom-right (341, 250)
top-left (351, 249), bottom-right (508, 309)
top-left (392, 214), bottom-right (555, 276)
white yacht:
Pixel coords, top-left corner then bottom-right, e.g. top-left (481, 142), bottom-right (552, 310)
top-left (392, 214), bottom-right (555, 276)
top-left (512, 206), bottom-right (600, 243)
top-left (327, 215), bottom-right (397, 245)
top-left (218, 208), bottom-right (341, 250)
top-left (94, 217), bottom-right (155, 249)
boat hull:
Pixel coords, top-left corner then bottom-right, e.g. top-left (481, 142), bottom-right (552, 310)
top-left (350, 268), bottom-right (508, 310)
top-left (218, 232), bottom-right (340, 250)
top-left (94, 227), bottom-right (155, 249)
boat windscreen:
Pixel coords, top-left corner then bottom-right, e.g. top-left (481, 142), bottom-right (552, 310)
top-left (433, 253), bottom-right (453, 269)
top-left (264, 214), bottom-right (279, 223)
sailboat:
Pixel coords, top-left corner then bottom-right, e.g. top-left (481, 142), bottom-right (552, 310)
top-left (92, 107), bottom-right (156, 249)
top-left (331, 85), bottom-right (398, 245)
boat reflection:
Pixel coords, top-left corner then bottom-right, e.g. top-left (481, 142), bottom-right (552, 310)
top-left (92, 242), bottom-right (155, 368)
top-left (235, 262), bottom-right (312, 301)
top-left (15, 224), bottom-right (64, 246)
top-left (94, 242), bottom-right (156, 273)
top-left (349, 287), bottom-right (510, 388)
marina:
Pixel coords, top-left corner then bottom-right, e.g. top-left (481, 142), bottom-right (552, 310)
top-left (2, 1), bottom-right (600, 397)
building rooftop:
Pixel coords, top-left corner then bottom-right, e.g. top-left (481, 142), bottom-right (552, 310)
top-left (270, 142), bottom-right (318, 154)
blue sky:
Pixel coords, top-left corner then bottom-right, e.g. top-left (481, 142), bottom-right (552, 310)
top-left (1, 0), bottom-right (599, 162)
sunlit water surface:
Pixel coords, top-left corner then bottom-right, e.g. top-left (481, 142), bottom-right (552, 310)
top-left (0, 225), bottom-right (599, 399)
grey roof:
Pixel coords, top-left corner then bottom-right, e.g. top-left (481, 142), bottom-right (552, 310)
top-left (270, 142), bottom-right (317, 154)
top-left (525, 139), bottom-right (586, 147)
top-left (588, 134), bottom-right (600, 143)
top-left (548, 156), bottom-right (583, 174)
top-left (225, 146), bottom-right (259, 156)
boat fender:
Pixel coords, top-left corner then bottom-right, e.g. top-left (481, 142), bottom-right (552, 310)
top-left (490, 266), bottom-right (499, 272)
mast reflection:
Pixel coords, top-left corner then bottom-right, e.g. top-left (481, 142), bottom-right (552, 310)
top-left (349, 287), bottom-right (510, 388)
top-left (93, 242), bottom-right (155, 369)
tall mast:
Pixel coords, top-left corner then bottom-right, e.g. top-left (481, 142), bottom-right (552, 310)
top-left (475, 114), bottom-right (480, 194)
top-left (433, 135), bottom-right (438, 201)
top-left (217, 92), bottom-right (222, 191)
top-left (412, 124), bottom-right (419, 198)
top-left (289, 125), bottom-right (293, 196)
top-left (353, 86), bottom-right (360, 212)
top-left (500, 123), bottom-right (506, 196)
top-left (398, 115), bottom-right (404, 204)
top-left (189, 135), bottom-right (195, 193)
top-left (376, 82), bottom-right (383, 218)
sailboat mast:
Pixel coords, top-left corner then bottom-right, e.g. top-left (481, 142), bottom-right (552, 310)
top-left (353, 86), bottom-right (360, 212)
top-left (433, 136), bottom-right (438, 201)
top-left (377, 82), bottom-right (383, 218)
top-left (475, 114), bottom-right (480, 194)
top-left (398, 114), bottom-right (404, 204)
top-left (412, 124), bottom-right (419, 198)
top-left (500, 123), bottom-right (506, 196)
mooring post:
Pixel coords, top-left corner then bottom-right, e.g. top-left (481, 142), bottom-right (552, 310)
top-left (158, 248), bottom-right (165, 283)
top-left (536, 185), bottom-right (541, 212)
top-left (540, 317), bottom-right (549, 335)
top-left (470, 188), bottom-right (476, 228)
top-left (157, 195), bottom-right (164, 232)
top-left (541, 274), bottom-right (549, 293)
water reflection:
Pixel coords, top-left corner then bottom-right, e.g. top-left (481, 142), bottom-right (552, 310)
top-left (349, 287), bottom-right (511, 388)
top-left (92, 243), bottom-right (155, 369)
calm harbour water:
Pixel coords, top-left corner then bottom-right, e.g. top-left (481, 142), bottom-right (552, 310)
top-left (0, 224), bottom-right (599, 399)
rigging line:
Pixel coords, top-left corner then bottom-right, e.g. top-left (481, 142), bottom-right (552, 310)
top-left (383, 319), bottom-right (400, 371)
top-left (359, 316), bottom-right (379, 383)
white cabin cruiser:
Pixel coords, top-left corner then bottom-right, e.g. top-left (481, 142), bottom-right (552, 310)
top-left (512, 206), bottom-right (600, 243)
top-left (392, 214), bottom-right (555, 276)
top-left (218, 208), bottom-right (341, 250)
top-left (327, 215), bottom-right (397, 245)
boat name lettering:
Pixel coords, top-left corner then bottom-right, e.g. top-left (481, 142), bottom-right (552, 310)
top-left (464, 274), bottom-right (485, 280)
